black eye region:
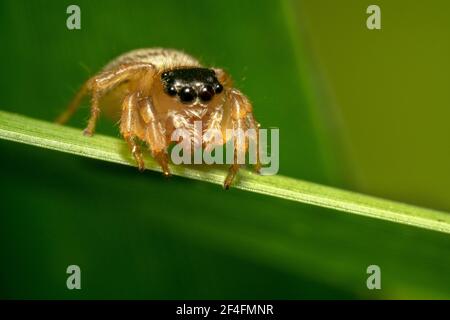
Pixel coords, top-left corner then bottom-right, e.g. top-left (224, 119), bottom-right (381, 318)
top-left (166, 86), bottom-right (177, 96)
top-left (161, 71), bottom-right (174, 80)
top-left (213, 83), bottom-right (223, 94)
top-left (199, 85), bottom-right (215, 102)
top-left (179, 87), bottom-right (196, 103)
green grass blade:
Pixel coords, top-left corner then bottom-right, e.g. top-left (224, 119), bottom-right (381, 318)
top-left (0, 110), bottom-right (449, 234)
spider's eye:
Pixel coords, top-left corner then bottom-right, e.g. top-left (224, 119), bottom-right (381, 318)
top-left (199, 85), bottom-right (214, 102)
top-left (179, 87), bottom-right (196, 103)
top-left (161, 71), bottom-right (174, 79)
top-left (214, 83), bottom-right (223, 94)
top-left (166, 86), bottom-right (177, 96)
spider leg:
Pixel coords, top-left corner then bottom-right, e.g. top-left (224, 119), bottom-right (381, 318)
top-left (223, 89), bottom-right (261, 189)
top-left (224, 157), bottom-right (241, 190)
top-left (84, 63), bottom-right (156, 136)
top-left (120, 93), bottom-right (145, 171)
top-left (56, 63), bottom-right (155, 136)
top-left (245, 112), bottom-right (262, 173)
top-left (139, 97), bottom-right (170, 176)
top-left (55, 82), bottom-right (90, 125)
top-left (203, 107), bottom-right (224, 152)
top-left (128, 66), bottom-right (170, 176)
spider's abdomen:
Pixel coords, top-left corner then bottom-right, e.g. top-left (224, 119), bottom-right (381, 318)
top-left (102, 48), bottom-right (202, 71)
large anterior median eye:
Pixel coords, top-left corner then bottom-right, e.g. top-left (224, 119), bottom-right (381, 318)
top-left (199, 85), bottom-right (214, 102)
top-left (179, 87), bottom-right (196, 103)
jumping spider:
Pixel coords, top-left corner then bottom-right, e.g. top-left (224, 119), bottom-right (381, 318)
top-left (57, 48), bottom-right (261, 188)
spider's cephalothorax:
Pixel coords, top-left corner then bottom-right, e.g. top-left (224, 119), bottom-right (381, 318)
top-left (56, 48), bottom-right (261, 189)
top-left (161, 68), bottom-right (223, 104)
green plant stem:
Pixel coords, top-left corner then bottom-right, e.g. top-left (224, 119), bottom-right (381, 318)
top-left (1, 110), bottom-right (449, 234)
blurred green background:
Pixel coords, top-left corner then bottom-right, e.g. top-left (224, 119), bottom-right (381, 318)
top-left (0, 0), bottom-right (449, 299)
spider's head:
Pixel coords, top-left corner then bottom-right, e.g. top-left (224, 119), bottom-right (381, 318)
top-left (161, 68), bottom-right (223, 105)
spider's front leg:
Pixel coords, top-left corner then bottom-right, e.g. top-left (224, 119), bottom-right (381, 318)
top-left (223, 89), bottom-right (261, 189)
top-left (139, 97), bottom-right (171, 176)
top-left (245, 111), bottom-right (262, 173)
top-left (120, 65), bottom-right (170, 176)
top-left (127, 66), bottom-right (171, 177)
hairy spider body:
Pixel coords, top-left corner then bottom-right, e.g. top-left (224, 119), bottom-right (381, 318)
top-left (57, 48), bottom-right (261, 188)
